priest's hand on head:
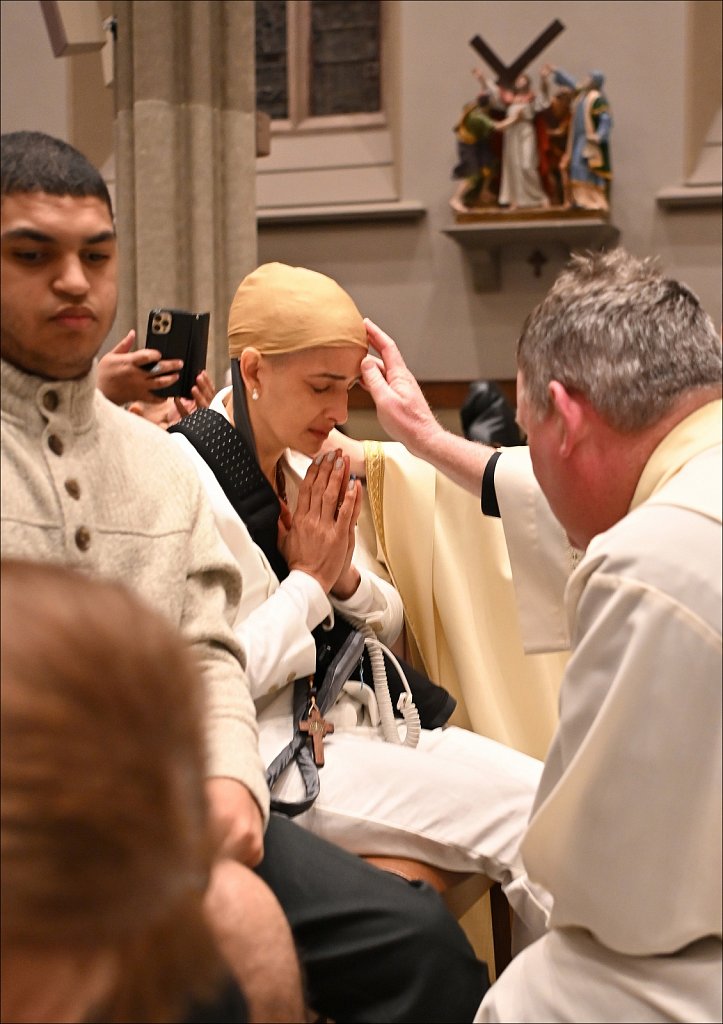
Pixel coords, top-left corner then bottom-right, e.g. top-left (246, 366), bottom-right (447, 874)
top-left (361, 319), bottom-right (443, 459)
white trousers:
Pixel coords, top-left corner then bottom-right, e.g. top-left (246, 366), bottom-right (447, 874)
top-left (259, 721), bottom-right (551, 938)
top-left (476, 929), bottom-right (722, 1023)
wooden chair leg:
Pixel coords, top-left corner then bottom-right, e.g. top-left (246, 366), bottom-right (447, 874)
top-left (489, 882), bottom-right (512, 976)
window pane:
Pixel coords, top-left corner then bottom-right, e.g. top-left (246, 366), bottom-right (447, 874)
top-left (310, 0), bottom-right (380, 116)
top-left (256, 0), bottom-right (288, 120)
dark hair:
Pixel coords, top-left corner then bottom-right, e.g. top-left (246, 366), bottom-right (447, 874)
top-left (1, 130), bottom-right (113, 216)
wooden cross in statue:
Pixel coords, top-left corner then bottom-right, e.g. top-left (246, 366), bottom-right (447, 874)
top-left (470, 19), bottom-right (565, 90)
top-left (300, 699), bottom-right (335, 767)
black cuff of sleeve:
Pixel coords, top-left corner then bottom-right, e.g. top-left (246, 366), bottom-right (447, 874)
top-left (481, 450), bottom-right (502, 518)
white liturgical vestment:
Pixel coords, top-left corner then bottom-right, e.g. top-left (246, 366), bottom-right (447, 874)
top-left (479, 400), bottom-right (722, 1022)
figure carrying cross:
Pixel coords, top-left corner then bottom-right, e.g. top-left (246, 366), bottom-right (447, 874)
top-left (450, 21), bottom-right (567, 215)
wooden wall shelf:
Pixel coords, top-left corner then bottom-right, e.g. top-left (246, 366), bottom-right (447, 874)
top-left (258, 200), bottom-right (426, 226)
top-left (442, 215), bottom-right (620, 291)
top-left (656, 185), bottom-right (722, 209)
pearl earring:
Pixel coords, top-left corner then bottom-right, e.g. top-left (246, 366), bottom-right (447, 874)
top-left (251, 387), bottom-right (259, 401)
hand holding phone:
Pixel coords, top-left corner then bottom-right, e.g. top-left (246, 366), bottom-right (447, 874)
top-left (97, 330), bottom-right (183, 405)
top-left (144, 308), bottom-right (210, 399)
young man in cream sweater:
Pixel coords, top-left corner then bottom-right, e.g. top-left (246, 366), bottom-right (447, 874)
top-left (0, 129), bottom-right (488, 1023)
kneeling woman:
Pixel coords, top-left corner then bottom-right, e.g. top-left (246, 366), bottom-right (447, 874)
top-left (169, 263), bottom-right (549, 940)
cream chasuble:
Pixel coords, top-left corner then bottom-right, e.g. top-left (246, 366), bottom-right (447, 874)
top-left (361, 440), bottom-right (567, 761)
top-left (521, 400), bottom-right (722, 956)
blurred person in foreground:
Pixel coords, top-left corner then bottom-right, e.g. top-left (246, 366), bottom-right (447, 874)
top-left (1, 559), bottom-right (264, 1023)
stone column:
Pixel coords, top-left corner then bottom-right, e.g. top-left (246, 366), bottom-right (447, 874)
top-left (113, 0), bottom-right (257, 385)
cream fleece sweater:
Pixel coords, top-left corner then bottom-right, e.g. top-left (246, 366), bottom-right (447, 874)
top-left (0, 357), bottom-right (269, 822)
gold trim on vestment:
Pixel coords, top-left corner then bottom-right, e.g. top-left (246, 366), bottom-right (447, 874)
top-left (363, 440), bottom-right (387, 559)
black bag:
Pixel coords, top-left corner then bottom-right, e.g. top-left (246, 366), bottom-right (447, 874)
top-left (460, 380), bottom-right (523, 447)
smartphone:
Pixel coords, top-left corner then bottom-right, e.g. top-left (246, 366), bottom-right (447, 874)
top-left (144, 308), bottom-right (210, 399)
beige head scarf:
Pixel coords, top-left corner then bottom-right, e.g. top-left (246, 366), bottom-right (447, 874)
top-left (228, 262), bottom-right (367, 358)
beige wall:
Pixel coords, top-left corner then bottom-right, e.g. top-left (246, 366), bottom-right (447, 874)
top-left (258, 0), bottom-right (722, 381)
top-left (1, 0), bottom-right (69, 139)
top-left (1, 0), bottom-right (115, 193)
top-left (3, 0), bottom-right (721, 382)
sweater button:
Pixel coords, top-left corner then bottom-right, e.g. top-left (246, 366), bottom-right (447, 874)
top-left (42, 390), bottom-right (59, 412)
top-left (48, 434), bottom-right (64, 456)
top-left (75, 527), bottom-right (91, 551)
top-left (64, 479), bottom-right (81, 500)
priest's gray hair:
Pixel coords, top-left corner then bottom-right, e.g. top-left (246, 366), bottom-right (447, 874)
top-left (517, 249), bottom-right (722, 431)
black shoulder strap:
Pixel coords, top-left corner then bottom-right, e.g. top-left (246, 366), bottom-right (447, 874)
top-left (170, 407), bottom-right (363, 816)
top-left (169, 408), bottom-right (289, 582)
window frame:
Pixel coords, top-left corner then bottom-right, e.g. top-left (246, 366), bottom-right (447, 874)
top-left (256, 0), bottom-right (401, 213)
top-left (263, 0), bottom-right (388, 136)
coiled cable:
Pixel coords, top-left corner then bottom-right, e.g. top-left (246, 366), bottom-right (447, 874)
top-left (360, 623), bottom-right (421, 748)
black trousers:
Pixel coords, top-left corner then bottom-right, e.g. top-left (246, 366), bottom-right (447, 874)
top-left (255, 813), bottom-right (490, 1023)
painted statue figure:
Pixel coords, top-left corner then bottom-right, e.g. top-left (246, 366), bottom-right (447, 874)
top-left (450, 72), bottom-right (500, 212)
top-left (553, 67), bottom-right (612, 211)
top-left (537, 65), bottom-right (573, 206)
top-left (470, 69), bottom-right (548, 211)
